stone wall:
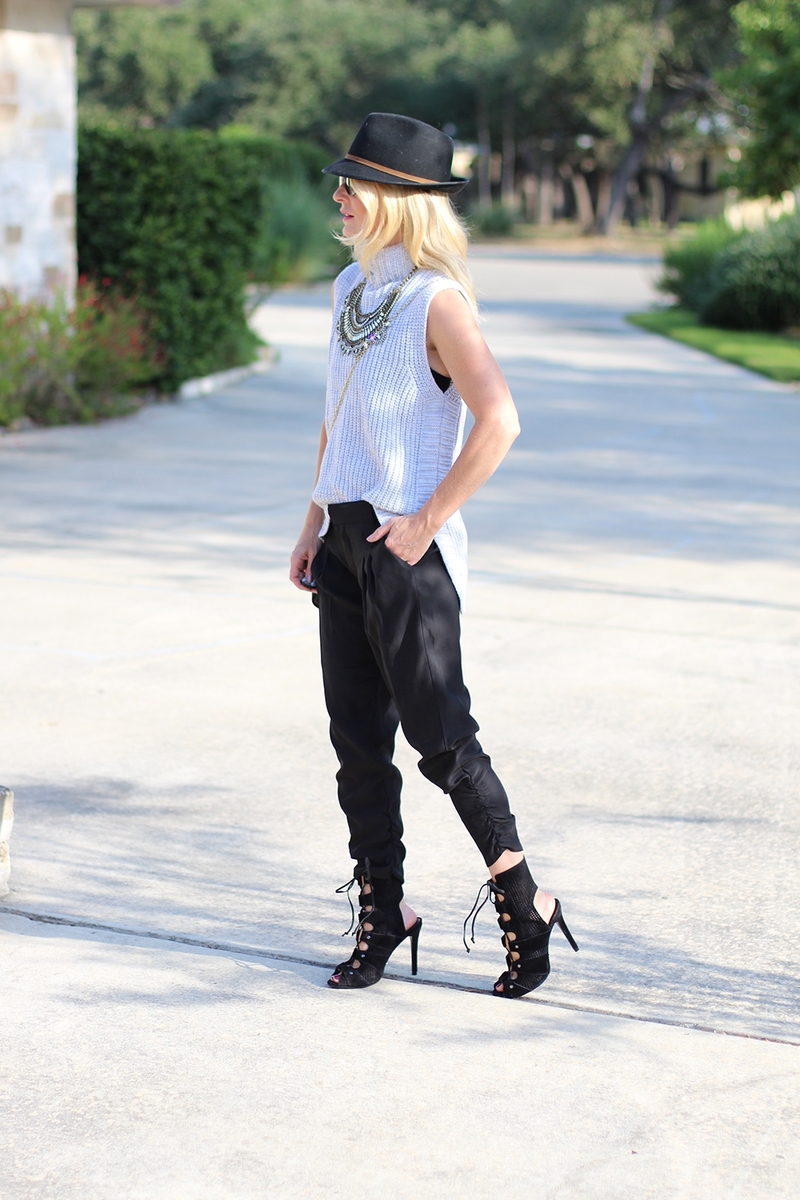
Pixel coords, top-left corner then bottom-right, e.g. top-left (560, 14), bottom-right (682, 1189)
top-left (0, 1), bottom-right (180, 300)
top-left (0, 0), bottom-right (76, 300)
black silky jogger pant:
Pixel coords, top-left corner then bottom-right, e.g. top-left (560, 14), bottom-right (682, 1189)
top-left (313, 501), bottom-right (522, 887)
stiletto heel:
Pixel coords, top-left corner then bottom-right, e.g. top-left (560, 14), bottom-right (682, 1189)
top-left (328, 863), bottom-right (422, 990)
top-left (408, 917), bottom-right (422, 976)
top-left (463, 858), bottom-right (578, 998)
top-left (557, 911), bottom-right (579, 953)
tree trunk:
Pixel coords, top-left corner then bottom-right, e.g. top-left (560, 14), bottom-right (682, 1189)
top-left (522, 174), bottom-right (538, 222)
top-left (596, 1), bottom-right (677, 235)
top-left (561, 163), bottom-right (594, 228)
top-left (553, 174), bottom-right (564, 218)
top-left (476, 80), bottom-right (491, 209)
top-left (664, 172), bottom-right (680, 229)
top-left (597, 134), bottom-right (650, 234)
top-left (539, 156), bottom-right (554, 224)
top-left (646, 170), bottom-right (662, 226)
top-left (502, 87), bottom-right (515, 211)
top-left (593, 170), bottom-right (612, 230)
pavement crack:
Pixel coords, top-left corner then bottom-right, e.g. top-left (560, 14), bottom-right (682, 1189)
top-left (3, 905), bottom-right (798, 1048)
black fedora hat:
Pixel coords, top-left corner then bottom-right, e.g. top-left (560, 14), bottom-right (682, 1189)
top-left (322, 112), bottom-right (467, 193)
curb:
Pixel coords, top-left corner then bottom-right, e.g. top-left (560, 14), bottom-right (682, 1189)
top-left (178, 351), bottom-right (277, 401)
top-left (0, 353), bottom-right (279, 437)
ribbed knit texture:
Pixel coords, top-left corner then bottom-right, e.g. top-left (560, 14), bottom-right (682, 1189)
top-left (313, 243), bottom-right (469, 608)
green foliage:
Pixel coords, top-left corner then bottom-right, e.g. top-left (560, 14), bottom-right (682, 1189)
top-left (628, 307), bottom-right (800, 381)
top-left (73, 0), bottom-right (434, 147)
top-left (471, 204), bottom-right (518, 237)
top-left (0, 282), bottom-right (160, 427)
top-left (657, 219), bottom-right (745, 311)
top-left (252, 178), bottom-right (348, 284)
top-left (71, 0), bottom-right (735, 157)
top-left (699, 215), bottom-right (800, 331)
top-left (73, 0), bottom-right (742, 233)
top-left (78, 125), bottom-right (274, 389)
top-left (71, 279), bottom-right (164, 415)
top-left (75, 6), bottom-right (212, 127)
top-left (656, 214), bottom-right (800, 333)
top-left (0, 290), bottom-right (88, 426)
top-left (725, 0), bottom-right (800, 196)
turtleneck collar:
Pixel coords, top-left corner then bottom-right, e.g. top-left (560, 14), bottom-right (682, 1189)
top-left (364, 242), bottom-right (415, 288)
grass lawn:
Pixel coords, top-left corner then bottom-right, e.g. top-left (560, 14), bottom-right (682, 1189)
top-left (627, 309), bottom-right (800, 384)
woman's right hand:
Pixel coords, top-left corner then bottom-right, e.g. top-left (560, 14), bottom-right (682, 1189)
top-left (290, 530), bottom-right (322, 593)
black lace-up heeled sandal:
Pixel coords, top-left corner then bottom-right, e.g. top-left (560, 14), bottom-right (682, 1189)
top-left (328, 864), bottom-right (422, 990)
top-left (463, 858), bottom-right (578, 998)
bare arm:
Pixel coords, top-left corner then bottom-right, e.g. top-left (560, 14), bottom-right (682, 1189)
top-left (290, 281), bottom-right (337, 592)
top-left (289, 421), bottom-right (328, 591)
top-left (367, 288), bottom-right (520, 564)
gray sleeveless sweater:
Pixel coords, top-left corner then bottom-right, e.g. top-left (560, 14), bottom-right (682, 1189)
top-left (313, 243), bottom-right (469, 608)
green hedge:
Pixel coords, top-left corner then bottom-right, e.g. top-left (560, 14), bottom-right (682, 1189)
top-left (657, 220), bottom-right (745, 313)
top-left (657, 215), bottom-right (800, 334)
top-left (700, 216), bottom-right (800, 332)
top-left (77, 126), bottom-right (328, 390)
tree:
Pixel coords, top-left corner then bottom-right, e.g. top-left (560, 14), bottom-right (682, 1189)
top-left (74, 0), bottom-right (746, 232)
top-left (74, 0), bottom-right (435, 149)
top-left (75, 4), bottom-right (213, 126)
top-left (568, 0), bottom-right (740, 232)
top-left (434, 19), bottom-right (517, 206)
top-left (726, 0), bottom-right (800, 196)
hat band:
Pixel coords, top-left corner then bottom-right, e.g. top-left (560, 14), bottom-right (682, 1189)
top-left (344, 153), bottom-right (440, 185)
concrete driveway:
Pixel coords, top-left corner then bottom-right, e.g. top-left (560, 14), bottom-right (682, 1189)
top-left (1, 247), bottom-right (798, 1199)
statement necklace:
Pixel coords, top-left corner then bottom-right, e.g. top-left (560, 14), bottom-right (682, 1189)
top-left (336, 266), bottom-right (418, 357)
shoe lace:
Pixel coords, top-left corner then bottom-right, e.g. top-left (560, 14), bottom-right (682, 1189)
top-left (462, 879), bottom-right (499, 953)
top-left (335, 858), bottom-right (373, 937)
top-left (335, 876), bottom-right (360, 935)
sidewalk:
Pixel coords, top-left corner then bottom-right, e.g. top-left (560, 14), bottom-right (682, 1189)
top-left (1, 251), bottom-right (798, 1198)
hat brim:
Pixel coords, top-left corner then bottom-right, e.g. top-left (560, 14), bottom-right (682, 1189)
top-left (322, 157), bottom-right (468, 194)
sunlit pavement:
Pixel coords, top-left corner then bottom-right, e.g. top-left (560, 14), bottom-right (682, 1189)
top-left (1, 247), bottom-right (798, 1198)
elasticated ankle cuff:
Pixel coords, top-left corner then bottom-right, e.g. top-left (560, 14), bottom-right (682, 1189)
top-left (369, 874), bottom-right (404, 910)
top-left (356, 860), bottom-right (404, 909)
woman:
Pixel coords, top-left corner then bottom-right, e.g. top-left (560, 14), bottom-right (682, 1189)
top-left (290, 113), bottom-right (578, 996)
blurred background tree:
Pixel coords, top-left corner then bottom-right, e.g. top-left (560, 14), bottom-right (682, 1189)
top-left (1, 0), bottom-right (787, 418)
top-left (74, 0), bottom-right (789, 233)
top-left (723, 0), bottom-right (800, 196)
top-left (75, 0), bottom-right (434, 145)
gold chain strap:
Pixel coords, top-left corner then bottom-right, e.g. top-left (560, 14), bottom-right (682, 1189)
top-left (326, 348), bottom-right (370, 435)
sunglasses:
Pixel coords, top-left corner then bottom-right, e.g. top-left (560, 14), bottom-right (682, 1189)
top-left (339, 177), bottom-right (356, 196)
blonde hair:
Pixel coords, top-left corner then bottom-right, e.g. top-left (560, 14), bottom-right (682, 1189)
top-left (337, 180), bottom-right (476, 312)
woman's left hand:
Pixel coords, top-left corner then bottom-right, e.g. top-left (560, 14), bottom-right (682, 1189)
top-left (366, 513), bottom-right (435, 565)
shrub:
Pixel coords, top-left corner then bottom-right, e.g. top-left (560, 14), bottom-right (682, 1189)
top-left (657, 219), bottom-right (745, 312)
top-left (471, 204), bottom-right (517, 238)
top-left (252, 177), bottom-right (348, 284)
top-left (0, 295), bottom-right (38, 426)
top-left (0, 281), bottom-right (161, 427)
top-left (78, 126), bottom-right (325, 390)
top-left (699, 216), bottom-right (800, 332)
top-left (1, 290), bottom-right (85, 426)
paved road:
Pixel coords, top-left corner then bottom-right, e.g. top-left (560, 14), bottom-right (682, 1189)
top-left (1, 249), bottom-right (798, 1198)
